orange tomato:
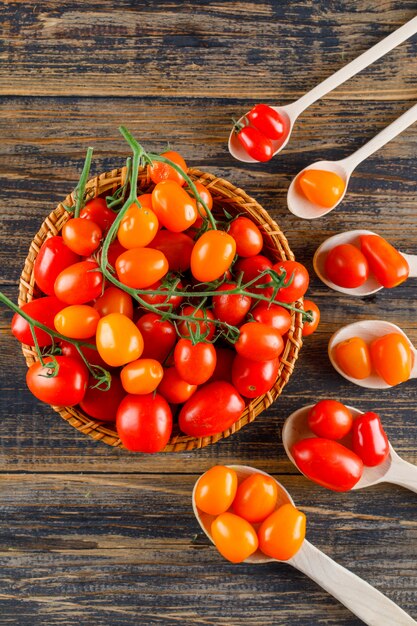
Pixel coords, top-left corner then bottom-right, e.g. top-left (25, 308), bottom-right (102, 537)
top-left (211, 512), bottom-right (258, 563)
top-left (152, 181), bottom-right (197, 232)
top-left (120, 358), bottom-right (164, 394)
top-left (62, 217), bottom-right (102, 256)
top-left (191, 230), bottom-right (236, 282)
top-left (258, 503), bottom-right (306, 561)
top-left (190, 181), bottom-right (213, 228)
top-left (370, 333), bottom-right (412, 386)
top-left (194, 466), bottom-right (238, 516)
top-left (297, 169), bottom-right (345, 208)
top-left (137, 193), bottom-right (153, 209)
top-left (115, 248), bottom-right (169, 289)
top-left (94, 286), bottom-right (134, 319)
top-left (96, 313), bottom-right (144, 367)
top-left (232, 473), bottom-right (278, 523)
top-left (157, 367), bottom-right (197, 404)
top-left (302, 300), bottom-right (320, 337)
top-left (117, 200), bottom-right (159, 249)
top-left (148, 151), bottom-right (188, 187)
top-left (334, 337), bottom-right (372, 380)
top-left (54, 305), bottom-right (100, 339)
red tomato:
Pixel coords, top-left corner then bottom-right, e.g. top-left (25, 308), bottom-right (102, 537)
top-left (211, 512), bottom-right (258, 563)
top-left (79, 374), bottom-right (126, 422)
top-left (11, 296), bottom-right (66, 347)
top-left (136, 313), bottom-right (177, 362)
top-left (54, 260), bottom-right (103, 305)
top-left (292, 438), bottom-right (363, 492)
top-left (233, 473), bottom-right (278, 523)
top-left (150, 230), bottom-right (194, 272)
top-left (115, 248), bottom-right (168, 289)
top-left (370, 333), bottom-right (412, 386)
top-left (246, 104), bottom-right (287, 141)
top-left (34, 236), bottom-right (80, 296)
top-left (235, 125), bottom-right (273, 162)
top-left (96, 313), bottom-right (144, 367)
top-left (325, 244), bottom-right (369, 289)
top-left (258, 504), bottom-right (306, 561)
top-left (140, 279), bottom-right (184, 311)
top-left (251, 302), bottom-right (292, 335)
top-left (302, 299), bottom-right (320, 337)
top-left (106, 239), bottom-right (127, 268)
top-left (157, 367), bottom-right (197, 404)
top-left (232, 355), bottom-right (279, 398)
top-left (152, 180), bottom-right (197, 232)
top-left (62, 218), bottom-right (102, 256)
top-left (209, 348), bottom-right (235, 383)
top-left (54, 305), bottom-right (100, 340)
top-left (80, 197), bottom-right (116, 232)
top-left (148, 151), bottom-right (187, 187)
top-left (360, 234), bottom-right (409, 288)
top-left (228, 217), bottom-right (263, 257)
top-left (120, 358), bottom-right (164, 394)
top-left (212, 283), bottom-right (251, 326)
top-left (26, 356), bottom-right (88, 406)
top-left (117, 201), bottom-right (159, 249)
top-left (272, 260), bottom-right (309, 303)
top-left (191, 230), bottom-right (236, 282)
top-left (194, 466), bottom-right (238, 516)
top-left (334, 337), bottom-right (372, 380)
top-left (235, 322), bottom-right (284, 361)
top-left (352, 412), bottom-right (389, 467)
top-left (94, 286), bottom-right (134, 319)
top-left (174, 339), bottom-right (217, 385)
top-left (233, 255), bottom-right (273, 290)
top-left (178, 381), bottom-right (245, 437)
top-left (307, 400), bottom-right (353, 440)
top-left (116, 393), bottom-right (172, 453)
top-left (60, 340), bottom-right (108, 369)
top-left (177, 305), bottom-right (215, 341)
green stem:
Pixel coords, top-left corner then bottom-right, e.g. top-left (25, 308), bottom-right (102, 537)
top-left (74, 147), bottom-right (94, 218)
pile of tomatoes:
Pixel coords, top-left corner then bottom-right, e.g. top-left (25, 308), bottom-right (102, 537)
top-left (233, 104), bottom-right (288, 162)
top-left (10, 148), bottom-right (319, 454)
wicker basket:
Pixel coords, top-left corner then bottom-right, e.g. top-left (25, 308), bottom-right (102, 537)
top-left (18, 165), bottom-right (303, 452)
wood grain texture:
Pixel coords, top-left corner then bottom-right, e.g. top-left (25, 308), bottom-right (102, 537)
top-left (1, 1), bottom-right (417, 624)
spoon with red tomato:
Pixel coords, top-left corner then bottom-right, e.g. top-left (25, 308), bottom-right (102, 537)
top-left (313, 230), bottom-right (416, 296)
top-left (282, 405), bottom-right (417, 494)
top-left (328, 320), bottom-right (417, 389)
top-left (287, 102), bottom-right (417, 219)
top-left (193, 464), bottom-right (416, 625)
top-left (228, 17), bottom-right (417, 163)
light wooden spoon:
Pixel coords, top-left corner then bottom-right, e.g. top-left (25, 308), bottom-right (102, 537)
top-left (282, 405), bottom-right (417, 493)
top-left (313, 229), bottom-right (417, 296)
top-left (328, 320), bottom-right (417, 389)
top-left (192, 464), bottom-right (416, 625)
top-left (228, 17), bottom-right (417, 163)
top-left (287, 102), bottom-right (417, 219)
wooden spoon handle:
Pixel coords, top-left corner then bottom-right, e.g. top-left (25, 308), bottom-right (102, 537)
top-left (401, 253), bottom-right (417, 278)
top-left (384, 456), bottom-right (417, 493)
top-left (289, 540), bottom-right (416, 625)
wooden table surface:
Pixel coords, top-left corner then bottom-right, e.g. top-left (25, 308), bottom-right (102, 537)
top-left (1, 2), bottom-right (416, 625)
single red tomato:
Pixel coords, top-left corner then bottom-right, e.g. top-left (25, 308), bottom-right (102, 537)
top-left (106, 239), bottom-right (127, 268)
top-left (54, 304), bottom-right (100, 339)
top-left (233, 473), bottom-right (278, 523)
top-left (307, 400), bottom-right (353, 440)
top-left (228, 217), bottom-right (263, 257)
top-left (94, 286), bottom-right (134, 319)
top-left (157, 367), bottom-right (197, 404)
top-left (212, 283), bottom-right (251, 326)
top-left (140, 279), bottom-right (184, 311)
top-left (271, 260), bottom-right (309, 303)
top-left (194, 466), bottom-right (238, 516)
top-left (235, 125), bottom-right (273, 162)
top-left (191, 230), bottom-right (236, 282)
top-left (34, 236), bottom-right (80, 296)
top-left (116, 393), bottom-right (172, 453)
top-left (136, 313), bottom-right (177, 362)
top-left (351, 412), bottom-right (389, 467)
top-left (178, 381), bottom-right (245, 437)
top-left (148, 151), bottom-right (187, 187)
top-left (54, 260), bottom-right (103, 305)
top-left (62, 217), bottom-right (102, 256)
top-left (232, 355), bottom-right (279, 398)
top-left (251, 302), bottom-right (292, 335)
top-left (324, 244), bottom-right (369, 289)
top-left (302, 300), bottom-right (320, 337)
top-left (26, 356), bottom-right (88, 406)
top-left (235, 322), bottom-right (284, 361)
top-left (174, 339), bottom-right (217, 385)
top-left (79, 374), bottom-right (126, 422)
top-left (211, 512), bottom-right (258, 563)
top-left (149, 230), bottom-right (194, 272)
top-left (246, 104), bottom-right (287, 141)
top-left (152, 180), bottom-right (197, 232)
top-left (209, 348), bottom-right (235, 383)
top-left (80, 197), bottom-right (116, 232)
top-left (11, 296), bottom-right (66, 347)
top-left (370, 333), bottom-right (412, 386)
top-left (60, 340), bottom-right (108, 369)
top-left (360, 234), bottom-right (409, 288)
top-left (292, 438), bottom-right (363, 492)
top-left (115, 248), bottom-right (169, 289)
top-left (177, 305), bottom-right (215, 341)
top-left (258, 504), bottom-right (306, 561)
top-left (233, 255), bottom-right (273, 290)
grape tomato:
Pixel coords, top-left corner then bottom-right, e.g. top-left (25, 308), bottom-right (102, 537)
top-left (307, 400), bottom-right (353, 440)
top-left (195, 466), bottom-right (238, 516)
top-left (360, 234), bottom-right (409, 288)
top-left (232, 473), bottom-right (278, 523)
top-left (370, 333), bottom-right (412, 386)
top-left (258, 504), bottom-right (306, 561)
top-left (297, 169), bottom-right (345, 208)
top-left (246, 104), bottom-right (287, 141)
top-left (334, 337), bottom-right (372, 380)
top-left (325, 244), bottom-right (369, 289)
top-left (211, 512), bottom-right (258, 563)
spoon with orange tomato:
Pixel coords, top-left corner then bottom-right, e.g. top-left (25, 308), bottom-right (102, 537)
top-left (192, 465), bottom-right (416, 625)
top-left (287, 102), bottom-right (417, 219)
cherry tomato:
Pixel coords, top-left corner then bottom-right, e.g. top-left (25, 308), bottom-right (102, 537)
top-left (212, 283), bottom-right (251, 326)
top-left (247, 104), bottom-right (287, 141)
top-left (152, 180), bottom-right (197, 232)
top-left (62, 217), bottom-right (102, 256)
top-left (292, 438), bottom-right (363, 492)
top-left (177, 305), bottom-right (215, 341)
top-left (150, 230), bottom-right (194, 272)
top-left (117, 201), bottom-right (159, 249)
top-left (135, 193), bottom-right (153, 209)
top-left (59, 340), bottom-right (108, 369)
top-left (235, 322), bottom-right (284, 361)
top-left (233, 473), bottom-right (278, 523)
top-left (80, 197), bottom-right (116, 232)
top-left (272, 260), bottom-right (309, 303)
top-left (191, 230), bottom-right (236, 282)
top-left (194, 466), bottom-right (238, 516)
top-left (228, 217), bottom-right (263, 257)
top-left (209, 348), bottom-right (235, 383)
top-left (189, 181), bottom-right (213, 228)
top-left (116, 393), bottom-right (172, 453)
top-left (34, 236), bottom-right (80, 296)
top-left (120, 358), bottom-right (164, 395)
top-left (334, 337), bottom-right (372, 380)
top-left (11, 296), bottom-right (66, 347)
top-left (79, 374), bottom-right (126, 422)
top-left (178, 381), bottom-right (244, 437)
top-left (106, 239), bottom-right (127, 268)
top-left (370, 333), bottom-right (412, 386)
top-left (258, 504), bottom-right (306, 561)
top-left (235, 125), bottom-right (273, 162)
top-left (360, 234), bottom-right (409, 288)
top-left (251, 302), bottom-right (292, 335)
top-left (54, 305), bottom-right (100, 340)
top-left (352, 412), bottom-right (389, 467)
top-left (307, 400), bottom-right (353, 440)
top-left (96, 313), bottom-right (144, 367)
top-left (54, 260), bottom-right (103, 305)
top-left (297, 169), bottom-right (345, 208)
top-left (94, 286), bottom-right (134, 319)
top-left (232, 355), bottom-right (279, 398)
top-left (148, 151), bottom-right (187, 187)
top-left (26, 356), bottom-right (88, 406)
top-left (325, 244), bottom-right (369, 289)
top-left (115, 248), bottom-right (168, 289)
top-left (174, 339), bottom-right (216, 385)
top-left (233, 255), bottom-right (273, 290)
top-left (136, 313), bottom-right (176, 362)
top-left (211, 512), bottom-right (258, 563)
top-left (157, 367), bottom-right (197, 404)
top-left (302, 300), bottom-right (320, 337)
top-left (140, 279), bottom-right (184, 311)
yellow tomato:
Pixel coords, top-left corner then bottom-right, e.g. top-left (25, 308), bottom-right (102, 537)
top-left (96, 313), bottom-right (144, 367)
top-left (297, 169), bottom-right (345, 208)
